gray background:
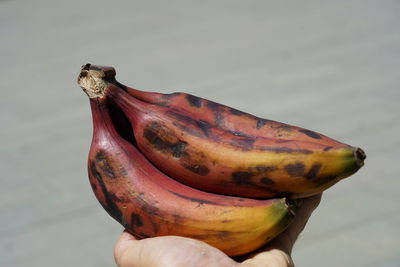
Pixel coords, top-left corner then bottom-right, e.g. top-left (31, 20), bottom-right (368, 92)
top-left (1, 0), bottom-right (399, 266)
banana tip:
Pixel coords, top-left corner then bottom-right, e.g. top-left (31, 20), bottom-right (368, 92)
top-left (354, 147), bottom-right (366, 167)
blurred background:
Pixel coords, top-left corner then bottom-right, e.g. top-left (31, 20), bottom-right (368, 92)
top-left (1, 0), bottom-right (399, 266)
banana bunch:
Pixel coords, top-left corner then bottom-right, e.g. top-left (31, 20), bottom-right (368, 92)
top-left (77, 64), bottom-right (366, 256)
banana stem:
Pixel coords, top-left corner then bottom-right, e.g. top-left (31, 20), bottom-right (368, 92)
top-left (78, 63), bottom-right (116, 98)
top-left (89, 98), bottom-right (117, 138)
top-left (77, 63), bottom-right (150, 127)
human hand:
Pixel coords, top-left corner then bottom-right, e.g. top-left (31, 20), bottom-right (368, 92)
top-left (114, 193), bottom-right (322, 267)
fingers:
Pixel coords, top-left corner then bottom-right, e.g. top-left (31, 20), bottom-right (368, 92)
top-left (114, 231), bottom-right (140, 267)
top-left (240, 249), bottom-right (294, 267)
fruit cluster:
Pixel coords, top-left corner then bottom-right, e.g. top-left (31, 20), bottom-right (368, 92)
top-left (77, 64), bottom-right (366, 256)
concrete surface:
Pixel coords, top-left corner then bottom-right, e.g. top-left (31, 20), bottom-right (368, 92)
top-left (1, 0), bottom-right (399, 266)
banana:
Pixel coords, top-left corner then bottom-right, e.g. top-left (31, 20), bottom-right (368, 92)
top-left (116, 77), bottom-right (347, 148)
top-left (84, 94), bottom-right (298, 256)
top-left (78, 64), bottom-right (366, 199)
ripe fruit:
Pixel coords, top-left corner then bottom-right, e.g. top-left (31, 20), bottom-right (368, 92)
top-left (78, 64), bottom-right (366, 199)
top-left (117, 78), bottom-right (348, 148)
top-left (85, 95), bottom-right (298, 256)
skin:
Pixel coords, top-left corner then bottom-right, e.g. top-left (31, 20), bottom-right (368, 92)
top-left (114, 193), bottom-right (322, 267)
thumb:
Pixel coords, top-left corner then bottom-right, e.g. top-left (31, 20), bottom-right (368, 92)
top-left (266, 193), bottom-right (322, 255)
top-left (284, 193), bottom-right (322, 244)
